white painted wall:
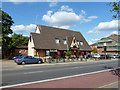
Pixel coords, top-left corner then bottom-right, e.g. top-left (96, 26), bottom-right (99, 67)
top-left (35, 26), bottom-right (40, 33)
top-left (28, 35), bottom-right (35, 57)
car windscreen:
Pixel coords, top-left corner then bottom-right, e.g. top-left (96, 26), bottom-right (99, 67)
top-left (17, 55), bottom-right (26, 59)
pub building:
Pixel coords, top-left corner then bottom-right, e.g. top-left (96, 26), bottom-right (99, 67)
top-left (28, 25), bottom-right (92, 59)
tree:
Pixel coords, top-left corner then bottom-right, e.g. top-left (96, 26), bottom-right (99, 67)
top-left (11, 33), bottom-right (29, 47)
top-left (107, 2), bottom-right (120, 18)
top-left (93, 47), bottom-right (97, 53)
top-left (1, 9), bottom-right (14, 58)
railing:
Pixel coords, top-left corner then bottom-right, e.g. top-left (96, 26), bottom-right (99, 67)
top-left (43, 56), bottom-right (112, 63)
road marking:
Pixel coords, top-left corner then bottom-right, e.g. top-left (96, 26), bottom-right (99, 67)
top-left (71, 67), bottom-right (80, 69)
top-left (1, 69), bottom-right (112, 88)
top-left (24, 71), bottom-right (44, 74)
top-left (98, 81), bottom-right (119, 88)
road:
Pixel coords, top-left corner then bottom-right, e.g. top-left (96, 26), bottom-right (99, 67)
top-left (2, 60), bottom-right (119, 87)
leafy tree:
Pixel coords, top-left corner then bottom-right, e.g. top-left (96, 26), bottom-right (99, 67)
top-left (11, 33), bottom-right (29, 47)
top-left (1, 9), bottom-right (14, 58)
top-left (93, 47), bottom-right (97, 53)
top-left (107, 2), bottom-right (120, 18)
top-left (1, 9), bottom-right (29, 59)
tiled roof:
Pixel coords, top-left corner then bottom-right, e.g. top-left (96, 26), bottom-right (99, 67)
top-left (31, 25), bottom-right (92, 51)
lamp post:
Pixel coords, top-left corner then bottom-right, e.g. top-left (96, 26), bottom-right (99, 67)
top-left (104, 43), bottom-right (107, 59)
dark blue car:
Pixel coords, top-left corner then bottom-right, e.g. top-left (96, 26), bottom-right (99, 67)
top-left (15, 55), bottom-right (43, 65)
top-left (13, 54), bottom-right (24, 59)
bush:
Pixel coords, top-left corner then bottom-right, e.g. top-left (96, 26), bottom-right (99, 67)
top-left (65, 51), bottom-right (71, 56)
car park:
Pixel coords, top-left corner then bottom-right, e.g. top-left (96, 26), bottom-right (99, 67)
top-left (15, 55), bottom-right (43, 65)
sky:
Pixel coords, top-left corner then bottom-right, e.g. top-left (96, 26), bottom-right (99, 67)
top-left (2, 1), bottom-right (118, 45)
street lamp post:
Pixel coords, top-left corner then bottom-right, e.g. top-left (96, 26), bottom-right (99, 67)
top-left (104, 43), bottom-right (107, 59)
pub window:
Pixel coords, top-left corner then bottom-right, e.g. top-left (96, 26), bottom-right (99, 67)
top-left (56, 39), bottom-right (59, 44)
top-left (19, 51), bottom-right (21, 53)
top-left (63, 40), bottom-right (67, 44)
top-left (77, 40), bottom-right (79, 45)
top-left (80, 41), bottom-right (83, 45)
top-left (24, 50), bottom-right (26, 53)
top-left (46, 50), bottom-right (50, 56)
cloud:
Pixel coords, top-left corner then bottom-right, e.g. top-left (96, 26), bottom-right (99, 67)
top-left (91, 39), bottom-right (99, 42)
top-left (88, 16), bottom-right (98, 19)
top-left (88, 41), bottom-right (93, 45)
top-left (110, 31), bottom-right (118, 35)
top-left (11, 24), bottom-right (36, 32)
top-left (23, 34), bottom-right (29, 37)
top-left (60, 6), bottom-right (73, 12)
top-left (87, 20), bottom-right (118, 34)
top-left (43, 5), bottom-right (97, 29)
top-left (81, 10), bottom-right (86, 15)
top-left (49, 2), bottom-right (58, 7)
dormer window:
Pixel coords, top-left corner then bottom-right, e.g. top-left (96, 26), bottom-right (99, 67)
top-left (74, 40), bottom-right (75, 43)
top-left (56, 39), bottom-right (59, 44)
top-left (63, 40), bottom-right (67, 44)
top-left (77, 40), bottom-right (79, 45)
top-left (80, 41), bottom-right (83, 45)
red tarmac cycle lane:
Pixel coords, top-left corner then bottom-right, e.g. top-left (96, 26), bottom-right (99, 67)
top-left (10, 71), bottom-right (118, 88)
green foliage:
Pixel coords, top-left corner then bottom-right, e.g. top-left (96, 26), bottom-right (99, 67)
top-left (118, 52), bottom-right (120, 54)
top-left (107, 2), bottom-right (120, 18)
top-left (1, 10), bottom-right (29, 58)
top-left (93, 47), bottom-right (97, 53)
top-left (65, 51), bottom-right (71, 56)
top-left (11, 33), bottom-right (29, 47)
top-left (2, 10), bottom-right (14, 35)
top-left (2, 10), bottom-right (14, 57)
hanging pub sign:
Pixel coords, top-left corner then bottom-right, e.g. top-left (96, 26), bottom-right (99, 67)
top-left (57, 51), bottom-right (60, 55)
top-left (74, 50), bottom-right (76, 53)
top-left (82, 51), bottom-right (84, 55)
top-left (86, 52), bottom-right (88, 55)
top-left (50, 50), bottom-right (57, 52)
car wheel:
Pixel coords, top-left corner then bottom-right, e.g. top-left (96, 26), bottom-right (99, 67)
top-left (38, 60), bottom-right (42, 64)
top-left (21, 61), bottom-right (25, 65)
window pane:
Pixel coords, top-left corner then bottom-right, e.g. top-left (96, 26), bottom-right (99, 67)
top-left (77, 40), bottom-right (79, 45)
top-left (64, 40), bottom-right (67, 44)
top-left (56, 39), bottom-right (59, 44)
top-left (80, 41), bottom-right (83, 45)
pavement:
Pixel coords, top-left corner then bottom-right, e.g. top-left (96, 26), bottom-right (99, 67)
top-left (2, 58), bottom-right (119, 71)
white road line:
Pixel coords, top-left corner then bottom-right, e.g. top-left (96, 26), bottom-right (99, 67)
top-left (71, 67), bottom-right (80, 69)
top-left (24, 71), bottom-right (44, 74)
top-left (1, 69), bottom-right (112, 88)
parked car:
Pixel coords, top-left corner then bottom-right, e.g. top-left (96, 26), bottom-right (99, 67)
top-left (93, 54), bottom-right (101, 58)
top-left (111, 54), bottom-right (119, 59)
top-left (13, 54), bottom-right (24, 59)
top-left (15, 55), bottom-right (43, 65)
top-left (99, 54), bottom-right (105, 59)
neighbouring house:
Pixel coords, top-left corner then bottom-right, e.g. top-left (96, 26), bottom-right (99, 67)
top-left (3, 46), bottom-right (28, 59)
top-left (28, 25), bottom-right (92, 59)
top-left (14, 46), bottom-right (28, 56)
top-left (91, 34), bottom-right (120, 54)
